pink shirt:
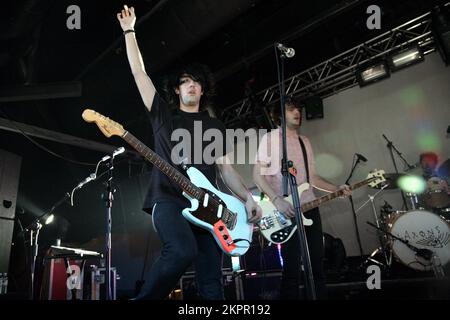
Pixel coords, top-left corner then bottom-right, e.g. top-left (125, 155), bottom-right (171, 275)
top-left (255, 128), bottom-right (316, 203)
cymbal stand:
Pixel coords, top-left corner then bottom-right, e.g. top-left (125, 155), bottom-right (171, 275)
top-left (355, 184), bottom-right (391, 269)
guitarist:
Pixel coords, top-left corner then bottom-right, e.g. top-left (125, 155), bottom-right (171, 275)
top-left (253, 96), bottom-right (351, 299)
top-left (117, 5), bottom-right (262, 300)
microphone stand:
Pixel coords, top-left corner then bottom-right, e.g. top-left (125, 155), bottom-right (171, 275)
top-left (366, 221), bottom-right (429, 257)
top-left (382, 134), bottom-right (410, 210)
top-left (27, 221), bottom-right (41, 300)
top-left (69, 148), bottom-right (123, 300)
top-left (275, 44), bottom-right (316, 300)
top-left (21, 192), bottom-right (70, 300)
top-left (103, 156), bottom-right (116, 300)
top-left (345, 156), bottom-right (364, 258)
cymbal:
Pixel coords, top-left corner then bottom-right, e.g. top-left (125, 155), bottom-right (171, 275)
top-left (370, 173), bottom-right (404, 189)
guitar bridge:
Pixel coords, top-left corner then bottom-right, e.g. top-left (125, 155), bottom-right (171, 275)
top-left (222, 209), bottom-right (237, 231)
top-left (226, 214), bottom-right (237, 230)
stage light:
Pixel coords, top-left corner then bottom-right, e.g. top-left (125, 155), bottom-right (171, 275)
top-left (357, 61), bottom-right (390, 87)
top-left (388, 46), bottom-right (424, 71)
top-left (44, 214), bottom-right (55, 225)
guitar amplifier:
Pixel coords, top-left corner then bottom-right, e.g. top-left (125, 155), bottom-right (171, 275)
top-left (40, 246), bottom-right (102, 300)
top-left (40, 258), bottom-right (85, 300)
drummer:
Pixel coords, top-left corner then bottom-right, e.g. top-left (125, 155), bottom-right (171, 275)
top-left (419, 152), bottom-right (441, 180)
top-left (419, 152), bottom-right (450, 211)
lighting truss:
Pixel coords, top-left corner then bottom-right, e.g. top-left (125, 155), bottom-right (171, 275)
top-left (221, 11), bottom-right (437, 128)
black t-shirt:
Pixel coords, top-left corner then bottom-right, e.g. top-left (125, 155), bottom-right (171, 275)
top-left (142, 93), bottom-right (232, 213)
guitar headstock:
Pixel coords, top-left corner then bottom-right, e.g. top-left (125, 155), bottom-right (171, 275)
top-left (367, 169), bottom-right (386, 188)
top-left (82, 109), bottom-right (125, 138)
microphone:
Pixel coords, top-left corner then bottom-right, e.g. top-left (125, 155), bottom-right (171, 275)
top-left (101, 147), bottom-right (126, 162)
top-left (113, 146), bottom-right (125, 157)
top-left (77, 173), bottom-right (96, 189)
top-left (355, 153), bottom-right (368, 162)
top-left (275, 43), bottom-right (295, 58)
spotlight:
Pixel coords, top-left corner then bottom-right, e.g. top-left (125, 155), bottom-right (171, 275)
top-left (357, 61), bottom-right (390, 87)
top-left (388, 45), bottom-right (424, 71)
top-left (45, 214), bottom-right (55, 225)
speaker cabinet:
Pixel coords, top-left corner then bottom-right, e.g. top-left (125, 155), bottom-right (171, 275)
top-left (303, 96), bottom-right (324, 120)
top-left (0, 150), bottom-right (21, 274)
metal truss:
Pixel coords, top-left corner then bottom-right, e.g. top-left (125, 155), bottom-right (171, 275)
top-left (221, 10), bottom-right (438, 128)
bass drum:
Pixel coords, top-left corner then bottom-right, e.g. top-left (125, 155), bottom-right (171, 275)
top-left (388, 210), bottom-right (450, 271)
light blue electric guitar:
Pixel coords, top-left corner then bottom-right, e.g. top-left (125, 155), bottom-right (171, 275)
top-left (82, 109), bottom-right (253, 256)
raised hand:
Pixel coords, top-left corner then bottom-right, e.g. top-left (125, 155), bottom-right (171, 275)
top-left (117, 4), bottom-right (136, 31)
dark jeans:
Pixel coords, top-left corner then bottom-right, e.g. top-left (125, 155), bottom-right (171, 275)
top-left (136, 201), bottom-right (224, 300)
top-left (280, 207), bottom-right (328, 300)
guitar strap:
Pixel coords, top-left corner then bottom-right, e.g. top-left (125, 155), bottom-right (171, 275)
top-left (298, 137), bottom-right (310, 183)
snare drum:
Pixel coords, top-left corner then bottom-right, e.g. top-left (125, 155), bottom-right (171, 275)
top-left (388, 210), bottom-right (450, 271)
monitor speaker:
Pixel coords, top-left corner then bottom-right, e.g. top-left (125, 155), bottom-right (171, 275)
top-left (303, 96), bottom-right (324, 120)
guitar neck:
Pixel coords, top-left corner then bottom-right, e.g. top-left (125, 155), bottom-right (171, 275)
top-left (301, 178), bottom-right (374, 212)
top-left (122, 131), bottom-right (202, 199)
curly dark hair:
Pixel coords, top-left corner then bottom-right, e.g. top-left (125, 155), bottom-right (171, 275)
top-left (270, 96), bottom-right (303, 126)
top-left (161, 63), bottom-right (216, 111)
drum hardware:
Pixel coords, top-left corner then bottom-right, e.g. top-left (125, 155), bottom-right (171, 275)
top-left (382, 134), bottom-right (416, 210)
top-left (367, 222), bottom-right (432, 259)
top-left (366, 221), bottom-right (446, 278)
top-left (437, 207), bottom-right (450, 222)
top-left (379, 201), bottom-right (394, 229)
top-left (405, 192), bottom-right (419, 210)
top-left (356, 184), bottom-right (391, 269)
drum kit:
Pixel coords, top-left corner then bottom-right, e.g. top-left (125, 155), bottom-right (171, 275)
top-left (360, 160), bottom-right (450, 277)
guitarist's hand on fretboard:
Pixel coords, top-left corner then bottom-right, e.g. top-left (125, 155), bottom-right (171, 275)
top-left (338, 184), bottom-right (352, 198)
top-left (273, 197), bottom-right (295, 218)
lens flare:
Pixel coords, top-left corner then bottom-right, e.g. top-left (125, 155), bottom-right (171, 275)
top-left (397, 175), bottom-right (427, 194)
